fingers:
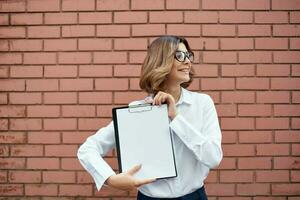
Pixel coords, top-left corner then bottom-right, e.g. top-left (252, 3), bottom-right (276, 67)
top-left (153, 92), bottom-right (169, 106)
top-left (127, 164), bottom-right (142, 175)
top-left (134, 178), bottom-right (157, 187)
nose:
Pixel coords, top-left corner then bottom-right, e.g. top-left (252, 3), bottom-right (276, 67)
top-left (184, 57), bottom-right (191, 65)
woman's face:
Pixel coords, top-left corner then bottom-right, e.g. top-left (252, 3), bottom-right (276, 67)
top-left (166, 42), bottom-right (192, 86)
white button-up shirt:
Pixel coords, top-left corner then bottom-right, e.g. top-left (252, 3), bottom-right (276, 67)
top-left (77, 88), bottom-right (223, 198)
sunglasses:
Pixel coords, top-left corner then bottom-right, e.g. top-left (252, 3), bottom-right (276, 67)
top-left (174, 51), bottom-right (194, 63)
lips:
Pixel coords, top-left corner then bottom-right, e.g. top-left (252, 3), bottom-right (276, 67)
top-left (178, 68), bottom-right (190, 73)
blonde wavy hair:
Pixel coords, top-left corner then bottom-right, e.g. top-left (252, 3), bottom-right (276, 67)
top-left (139, 35), bottom-right (194, 94)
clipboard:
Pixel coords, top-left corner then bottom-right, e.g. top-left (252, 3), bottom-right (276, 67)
top-left (112, 103), bottom-right (177, 180)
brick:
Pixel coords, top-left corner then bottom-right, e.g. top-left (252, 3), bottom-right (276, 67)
top-left (272, 184), bottom-right (300, 195)
top-left (44, 92), bottom-right (77, 104)
top-left (188, 37), bottom-right (219, 50)
top-left (97, 0), bottom-right (129, 10)
top-left (27, 157), bottom-right (59, 169)
top-left (114, 38), bottom-right (147, 50)
top-left (10, 66), bottom-right (43, 78)
top-left (24, 52), bottom-right (56, 64)
top-left (28, 132), bottom-right (61, 144)
top-left (43, 171), bottom-right (75, 183)
top-left (291, 38), bottom-right (300, 49)
top-left (59, 185), bottom-right (92, 196)
top-left (274, 157), bottom-right (300, 169)
top-left (45, 13), bottom-right (77, 24)
top-left (239, 131), bottom-right (272, 143)
top-left (0, 93), bottom-right (7, 104)
top-left (62, 132), bottom-right (92, 144)
top-left (236, 78), bottom-right (269, 90)
top-left (9, 93), bottom-right (41, 105)
top-left (221, 118), bottom-right (254, 130)
top-left (62, 105), bottom-right (95, 117)
top-left (10, 39), bottom-right (42, 51)
top-left (78, 118), bottom-right (111, 130)
top-left (239, 157), bottom-right (272, 169)
top-left (114, 65), bottom-right (141, 77)
top-left (237, 184), bottom-right (270, 195)
top-left (0, 1), bottom-right (25, 12)
top-left (275, 130), bottom-right (300, 143)
top-left (203, 25), bottom-right (235, 36)
top-left (132, 24), bottom-right (165, 36)
top-left (94, 52), bottom-right (127, 64)
top-left (292, 91), bottom-right (300, 103)
top-left (0, 27), bottom-right (25, 38)
top-left (220, 11), bottom-right (253, 23)
top-left (78, 92), bottom-right (112, 104)
top-left (0, 132), bottom-right (26, 144)
top-left (62, 25), bottom-right (95, 37)
top-left (26, 79), bottom-right (58, 91)
top-left (292, 65), bottom-right (300, 76)
top-left (184, 11), bottom-right (217, 23)
top-left (97, 25), bottom-right (130, 37)
top-left (78, 38), bottom-right (112, 51)
top-left (114, 91), bottom-right (147, 104)
top-left (62, 0), bottom-right (95, 11)
top-left (238, 25), bottom-right (271, 36)
top-left (61, 158), bottom-right (83, 170)
top-left (217, 157), bottom-right (236, 169)
top-left (0, 66), bottom-right (8, 78)
top-left (97, 105), bottom-right (114, 117)
top-left (203, 52), bottom-right (237, 64)
top-left (0, 53), bottom-right (22, 64)
top-left (79, 12), bottom-right (112, 24)
top-left (239, 51), bottom-right (272, 63)
top-left (222, 64), bottom-right (255, 77)
top-left (255, 38), bottom-right (288, 50)
top-left (0, 171), bottom-right (7, 182)
top-left (274, 105), bottom-right (300, 116)
top-left (11, 13), bottom-right (43, 25)
top-left (256, 118), bottom-right (289, 130)
top-left (27, 105), bottom-right (60, 117)
top-left (77, 171), bottom-right (94, 183)
top-left (166, 0), bottom-right (199, 10)
top-left (45, 145), bottom-right (78, 157)
top-left (0, 106), bottom-right (25, 117)
top-left (0, 14), bottom-right (9, 25)
top-left (222, 91), bottom-right (255, 103)
top-left (44, 39), bottom-right (77, 51)
top-left (271, 78), bottom-right (300, 90)
top-left (221, 131), bottom-right (237, 144)
top-left (0, 40), bottom-right (9, 51)
top-left (60, 79), bottom-right (93, 91)
top-left (193, 64), bottom-right (218, 77)
top-left (115, 11), bottom-right (147, 23)
top-left (292, 118), bottom-right (300, 129)
top-left (0, 146), bottom-right (9, 157)
top-left (223, 144), bottom-right (255, 156)
top-left (274, 51), bottom-right (300, 63)
top-left (255, 12), bottom-right (288, 23)
top-left (273, 25), bottom-right (300, 36)
top-left (201, 78), bottom-right (235, 90)
top-left (257, 64), bottom-right (290, 77)
top-left (238, 104), bottom-right (271, 116)
top-left (10, 119), bottom-right (42, 131)
top-left (0, 158), bottom-right (25, 169)
top-left (27, 0), bottom-right (60, 11)
top-left (291, 170), bottom-right (300, 182)
top-left (257, 144), bottom-right (290, 156)
top-left (221, 38), bottom-right (253, 50)
top-left (44, 65), bottom-right (77, 77)
top-left (290, 12), bottom-right (300, 23)
top-left (0, 184), bottom-right (23, 196)
top-left (257, 91), bottom-right (290, 103)
top-left (79, 65), bottom-right (112, 77)
top-left (0, 119), bottom-right (8, 130)
top-left (215, 104), bottom-right (236, 117)
top-left (202, 0), bottom-right (235, 10)
top-left (237, 0), bottom-right (270, 10)
top-left (272, 0), bottom-right (300, 10)
top-left (129, 51), bottom-right (147, 64)
top-left (25, 184), bottom-right (58, 196)
top-left (205, 184), bottom-right (235, 196)
top-left (220, 171), bottom-right (253, 183)
top-left (59, 52), bottom-right (92, 64)
top-left (167, 24), bottom-right (201, 36)
top-left (131, 0), bottom-right (163, 10)
top-left (292, 144), bottom-right (300, 155)
top-left (11, 145), bottom-right (43, 157)
top-left (256, 170), bottom-right (289, 183)
top-left (95, 78), bottom-right (128, 91)
top-left (44, 118), bottom-right (77, 131)
top-left (28, 26), bottom-right (60, 38)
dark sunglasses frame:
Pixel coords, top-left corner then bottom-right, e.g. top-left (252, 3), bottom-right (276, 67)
top-left (174, 50), bottom-right (194, 63)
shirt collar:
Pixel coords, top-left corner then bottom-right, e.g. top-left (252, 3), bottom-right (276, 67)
top-left (176, 87), bottom-right (192, 105)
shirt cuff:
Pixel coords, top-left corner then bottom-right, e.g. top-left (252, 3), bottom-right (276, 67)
top-left (92, 162), bottom-right (116, 191)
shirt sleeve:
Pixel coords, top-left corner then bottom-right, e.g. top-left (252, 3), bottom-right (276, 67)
top-left (77, 121), bottom-right (116, 191)
top-left (169, 95), bottom-right (223, 169)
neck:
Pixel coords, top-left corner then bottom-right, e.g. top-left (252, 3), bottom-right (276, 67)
top-left (165, 85), bottom-right (181, 103)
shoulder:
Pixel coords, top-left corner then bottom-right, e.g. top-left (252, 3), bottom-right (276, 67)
top-left (184, 89), bottom-right (214, 105)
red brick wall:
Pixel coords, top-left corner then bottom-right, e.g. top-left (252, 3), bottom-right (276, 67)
top-left (0, 0), bottom-right (299, 199)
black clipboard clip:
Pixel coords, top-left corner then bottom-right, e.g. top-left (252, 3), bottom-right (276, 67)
top-left (128, 103), bottom-right (153, 113)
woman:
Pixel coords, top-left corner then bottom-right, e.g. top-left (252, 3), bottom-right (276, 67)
top-left (77, 35), bottom-right (223, 200)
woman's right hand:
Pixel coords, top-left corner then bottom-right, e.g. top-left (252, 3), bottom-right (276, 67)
top-left (105, 164), bottom-right (156, 191)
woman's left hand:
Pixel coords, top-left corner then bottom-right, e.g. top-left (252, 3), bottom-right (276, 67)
top-left (145, 91), bottom-right (177, 120)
